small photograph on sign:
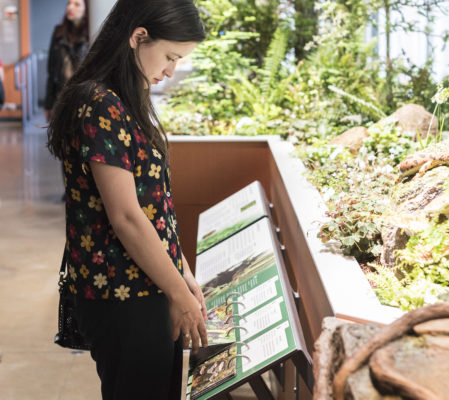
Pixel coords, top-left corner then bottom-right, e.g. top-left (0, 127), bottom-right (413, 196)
top-left (4, 5), bottom-right (18, 20)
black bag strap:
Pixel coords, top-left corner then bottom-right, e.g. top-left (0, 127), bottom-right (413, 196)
top-left (58, 248), bottom-right (68, 293)
top-left (59, 247), bottom-right (67, 273)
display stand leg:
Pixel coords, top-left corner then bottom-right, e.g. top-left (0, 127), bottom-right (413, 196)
top-left (271, 362), bottom-right (285, 390)
top-left (292, 351), bottom-right (314, 394)
top-left (248, 375), bottom-right (276, 400)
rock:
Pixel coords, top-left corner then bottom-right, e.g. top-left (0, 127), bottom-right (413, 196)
top-left (380, 104), bottom-right (438, 139)
top-left (380, 166), bottom-right (449, 266)
top-left (330, 126), bottom-right (370, 154)
top-left (332, 324), bottom-right (396, 400)
top-left (380, 226), bottom-right (410, 267)
top-left (312, 317), bottom-right (347, 399)
top-left (312, 318), bottom-right (392, 400)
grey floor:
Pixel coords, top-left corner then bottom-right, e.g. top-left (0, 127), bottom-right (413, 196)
top-left (0, 114), bottom-right (266, 399)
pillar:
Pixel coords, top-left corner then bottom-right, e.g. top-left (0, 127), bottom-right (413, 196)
top-left (88, 0), bottom-right (116, 41)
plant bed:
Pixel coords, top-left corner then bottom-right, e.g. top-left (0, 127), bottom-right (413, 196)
top-left (168, 135), bottom-right (403, 354)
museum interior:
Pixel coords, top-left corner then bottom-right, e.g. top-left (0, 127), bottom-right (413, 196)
top-left (1, 0), bottom-right (449, 399)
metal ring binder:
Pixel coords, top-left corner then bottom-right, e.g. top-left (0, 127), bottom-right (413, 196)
top-left (226, 325), bottom-right (248, 337)
top-left (225, 291), bottom-right (243, 303)
top-left (227, 354), bottom-right (251, 369)
top-left (225, 301), bottom-right (245, 313)
top-left (234, 341), bottom-right (249, 350)
top-left (225, 314), bottom-right (247, 324)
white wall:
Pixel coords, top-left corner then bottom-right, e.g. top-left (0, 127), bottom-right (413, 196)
top-left (375, 3), bottom-right (449, 81)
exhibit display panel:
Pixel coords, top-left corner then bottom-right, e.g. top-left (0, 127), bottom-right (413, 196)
top-left (185, 182), bottom-right (310, 400)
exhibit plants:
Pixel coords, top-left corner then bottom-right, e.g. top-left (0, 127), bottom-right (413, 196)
top-left (162, 0), bottom-right (449, 312)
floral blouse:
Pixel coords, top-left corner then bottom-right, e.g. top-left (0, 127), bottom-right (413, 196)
top-left (64, 89), bottom-right (183, 301)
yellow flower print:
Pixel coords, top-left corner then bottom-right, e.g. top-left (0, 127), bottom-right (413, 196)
top-left (80, 264), bottom-right (90, 279)
top-left (152, 148), bottom-right (162, 159)
top-left (162, 238), bottom-right (169, 251)
top-left (138, 291), bottom-right (149, 297)
top-left (143, 204), bottom-right (157, 220)
top-left (80, 235), bottom-right (94, 252)
top-left (178, 259), bottom-right (182, 270)
top-left (69, 265), bottom-right (77, 280)
top-left (126, 265), bottom-right (139, 280)
top-left (99, 116), bottom-right (112, 131)
top-left (88, 196), bottom-right (103, 211)
top-left (126, 115), bottom-right (131, 121)
top-left (114, 285), bottom-right (130, 301)
top-left (93, 273), bottom-right (108, 289)
top-left (64, 160), bottom-right (72, 174)
top-left (71, 189), bottom-right (81, 202)
top-left (118, 128), bottom-right (131, 147)
top-left (69, 284), bottom-right (77, 294)
top-left (134, 165), bottom-right (142, 177)
top-left (148, 164), bottom-right (161, 179)
top-left (78, 104), bottom-right (92, 118)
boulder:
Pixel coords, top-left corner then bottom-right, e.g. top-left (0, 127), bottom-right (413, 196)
top-left (380, 104), bottom-right (438, 139)
top-left (330, 126), bottom-right (370, 154)
top-left (380, 165), bottom-right (449, 266)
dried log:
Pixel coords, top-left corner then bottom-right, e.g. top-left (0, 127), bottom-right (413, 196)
top-left (332, 302), bottom-right (449, 400)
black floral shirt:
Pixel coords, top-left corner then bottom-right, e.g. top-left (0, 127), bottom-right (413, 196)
top-left (63, 89), bottom-right (183, 301)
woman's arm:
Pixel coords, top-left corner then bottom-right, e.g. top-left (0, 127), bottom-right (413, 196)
top-left (182, 252), bottom-right (207, 320)
top-left (90, 161), bottom-right (208, 352)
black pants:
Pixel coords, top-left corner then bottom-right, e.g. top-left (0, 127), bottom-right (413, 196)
top-left (74, 294), bottom-right (182, 400)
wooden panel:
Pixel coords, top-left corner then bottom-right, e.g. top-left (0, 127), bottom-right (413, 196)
top-left (266, 154), bottom-right (332, 354)
top-left (3, 65), bottom-right (21, 104)
top-left (169, 140), bottom-right (271, 269)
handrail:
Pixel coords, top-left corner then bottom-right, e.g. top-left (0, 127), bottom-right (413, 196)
top-left (14, 52), bottom-right (46, 126)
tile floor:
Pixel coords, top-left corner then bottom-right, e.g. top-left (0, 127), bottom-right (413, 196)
top-left (0, 115), bottom-right (268, 399)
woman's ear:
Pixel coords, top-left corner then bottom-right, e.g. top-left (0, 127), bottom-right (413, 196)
top-left (129, 27), bottom-right (149, 49)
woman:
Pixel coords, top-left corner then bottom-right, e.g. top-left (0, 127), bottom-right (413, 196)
top-left (45, 0), bottom-right (89, 121)
top-left (47, 0), bottom-right (207, 398)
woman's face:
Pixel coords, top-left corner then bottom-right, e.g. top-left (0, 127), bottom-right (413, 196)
top-left (133, 38), bottom-right (197, 87)
top-left (66, 0), bottom-right (86, 24)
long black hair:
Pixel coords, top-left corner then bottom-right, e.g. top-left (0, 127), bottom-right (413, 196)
top-left (47, 0), bottom-right (205, 160)
top-left (55, 0), bottom-right (89, 44)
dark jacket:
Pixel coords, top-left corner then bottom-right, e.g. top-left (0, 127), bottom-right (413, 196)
top-left (44, 28), bottom-right (88, 110)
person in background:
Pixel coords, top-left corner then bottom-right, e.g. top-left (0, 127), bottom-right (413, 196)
top-left (44, 0), bottom-right (89, 121)
top-left (0, 58), bottom-right (5, 108)
top-left (47, 0), bottom-right (208, 398)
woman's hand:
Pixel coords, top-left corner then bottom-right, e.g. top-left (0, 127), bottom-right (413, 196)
top-left (168, 289), bottom-right (208, 353)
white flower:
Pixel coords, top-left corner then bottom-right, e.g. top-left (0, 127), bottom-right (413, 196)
top-left (93, 273), bottom-right (108, 289)
top-left (431, 83), bottom-right (449, 104)
top-left (114, 285), bottom-right (130, 301)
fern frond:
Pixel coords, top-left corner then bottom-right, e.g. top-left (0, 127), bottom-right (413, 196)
top-left (328, 84), bottom-right (386, 120)
top-left (260, 23), bottom-right (290, 99)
